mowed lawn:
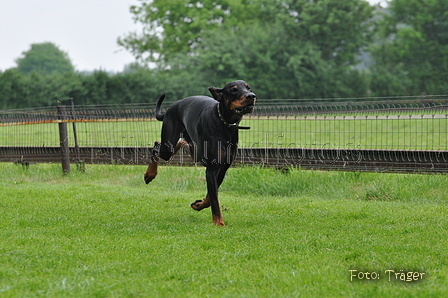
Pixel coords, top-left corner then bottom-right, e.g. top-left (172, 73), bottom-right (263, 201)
top-left (0, 163), bottom-right (447, 297)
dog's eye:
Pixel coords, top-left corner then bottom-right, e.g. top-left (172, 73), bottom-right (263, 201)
top-left (231, 86), bottom-right (238, 93)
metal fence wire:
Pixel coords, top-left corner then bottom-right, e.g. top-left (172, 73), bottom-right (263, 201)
top-left (1, 96), bottom-right (447, 173)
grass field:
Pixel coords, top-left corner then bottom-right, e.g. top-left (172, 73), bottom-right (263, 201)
top-left (1, 116), bottom-right (447, 150)
top-left (0, 163), bottom-right (447, 297)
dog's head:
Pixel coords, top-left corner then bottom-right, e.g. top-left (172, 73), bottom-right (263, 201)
top-left (209, 80), bottom-right (256, 115)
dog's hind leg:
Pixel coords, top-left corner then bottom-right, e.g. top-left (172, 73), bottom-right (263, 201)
top-left (144, 139), bottom-right (190, 184)
top-left (144, 142), bottom-right (160, 184)
top-left (173, 139), bottom-right (190, 157)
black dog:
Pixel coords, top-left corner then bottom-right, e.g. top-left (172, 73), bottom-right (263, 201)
top-left (144, 80), bottom-right (256, 226)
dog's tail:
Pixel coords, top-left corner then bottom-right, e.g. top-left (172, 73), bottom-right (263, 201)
top-left (155, 94), bottom-right (165, 121)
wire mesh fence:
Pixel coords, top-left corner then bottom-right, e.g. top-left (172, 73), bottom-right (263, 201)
top-left (1, 97), bottom-right (447, 152)
top-left (0, 96), bottom-right (448, 173)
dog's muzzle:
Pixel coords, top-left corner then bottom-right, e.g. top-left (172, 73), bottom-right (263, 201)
top-left (236, 92), bottom-right (256, 114)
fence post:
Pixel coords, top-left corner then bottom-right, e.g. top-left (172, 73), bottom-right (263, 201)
top-left (70, 98), bottom-right (85, 171)
top-left (57, 104), bottom-right (70, 174)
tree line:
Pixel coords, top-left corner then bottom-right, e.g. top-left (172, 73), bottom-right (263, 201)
top-left (1, 0), bottom-right (447, 109)
top-left (0, 67), bottom-right (196, 109)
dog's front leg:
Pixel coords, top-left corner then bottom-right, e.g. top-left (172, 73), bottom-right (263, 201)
top-left (191, 165), bottom-right (229, 212)
top-left (206, 166), bottom-right (225, 226)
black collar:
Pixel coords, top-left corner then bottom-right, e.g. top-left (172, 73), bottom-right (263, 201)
top-left (216, 103), bottom-right (250, 130)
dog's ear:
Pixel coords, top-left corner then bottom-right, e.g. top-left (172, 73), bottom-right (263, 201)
top-left (208, 87), bottom-right (223, 101)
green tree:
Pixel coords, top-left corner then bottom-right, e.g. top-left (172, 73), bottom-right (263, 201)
top-left (164, 0), bottom-right (374, 98)
top-left (119, 0), bottom-right (373, 67)
top-left (16, 42), bottom-right (75, 75)
top-left (256, 0), bottom-right (374, 67)
top-left (0, 69), bottom-right (86, 109)
top-left (118, 0), bottom-right (260, 64)
top-left (0, 69), bottom-right (28, 109)
top-left (370, 0), bottom-right (448, 95)
top-left (172, 25), bottom-right (370, 99)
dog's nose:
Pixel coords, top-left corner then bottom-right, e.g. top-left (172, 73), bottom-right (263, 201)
top-left (246, 92), bottom-right (256, 102)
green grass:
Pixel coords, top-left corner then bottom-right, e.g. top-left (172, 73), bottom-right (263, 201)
top-left (0, 163), bottom-right (447, 297)
top-left (1, 116), bottom-right (447, 150)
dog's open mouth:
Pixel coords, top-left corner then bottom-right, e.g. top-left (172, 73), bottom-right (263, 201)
top-left (236, 105), bottom-right (255, 114)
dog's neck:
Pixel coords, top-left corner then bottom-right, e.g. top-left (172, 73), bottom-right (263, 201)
top-left (216, 102), bottom-right (250, 130)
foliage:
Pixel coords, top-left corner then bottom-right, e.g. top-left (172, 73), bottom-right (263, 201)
top-left (0, 164), bottom-right (447, 297)
top-left (0, 70), bottom-right (81, 108)
top-left (0, 67), bottom-right (217, 109)
top-left (0, 69), bottom-right (28, 109)
top-left (257, 0), bottom-right (374, 67)
top-left (154, 0), bottom-right (374, 98)
top-left (15, 42), bottom-right (75, 75)
top-left (120, 0), bottom-right (373, 65)
top-left (2, 0), bottom-right (448, 109)
top-left (369, 0), bottom-right (448, 95)
top-left (117, 0), bottom-right (260, 63)
top-left (0, 60), bottom-right (365, 109)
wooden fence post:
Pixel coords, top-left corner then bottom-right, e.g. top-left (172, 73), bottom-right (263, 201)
top-left (57, 104), bottom-right (70, 174)
top-left (70, 98), bottom-right (85, 171)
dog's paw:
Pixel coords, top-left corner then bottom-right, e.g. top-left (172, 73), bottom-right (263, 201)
top-left (143, 172), bottom-right (156, 184)
top-left (213, 215), bottom-right (225, 226)
top-left (191, 200), bottom-right (210, 211)
top-left (191, 200), bottom-right (203, 211)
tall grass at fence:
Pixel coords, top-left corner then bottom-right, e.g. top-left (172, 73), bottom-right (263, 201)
top-left (1, 117), bottom-right (447, 150)
top-left (0, 163), bottom-right (447, 297)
